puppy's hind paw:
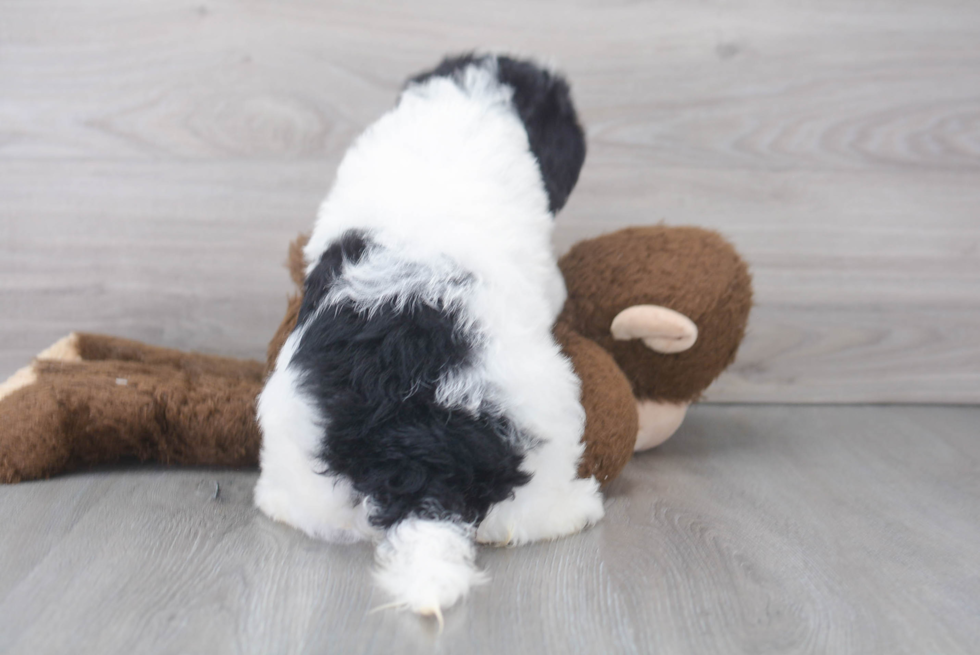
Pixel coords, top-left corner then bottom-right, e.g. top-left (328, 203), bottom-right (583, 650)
top-left (477, 476), bottom-right (605, 545)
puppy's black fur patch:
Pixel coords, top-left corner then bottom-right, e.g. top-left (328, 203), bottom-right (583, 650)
top-left (407, 52), bottom-right (483, 85)
top-left (409, 53), bottom-right (586, 214)
top-left (297, 229), bottom-right (369, 325)
top-left (495, 56), bottom-right (586, 214)
top-left (291, 236), bottom-right (530, 529)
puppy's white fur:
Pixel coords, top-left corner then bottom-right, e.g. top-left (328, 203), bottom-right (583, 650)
top-left (255, 60), bottom-right (603, 614)
top-left (374, 519), bottom-right (487, 616)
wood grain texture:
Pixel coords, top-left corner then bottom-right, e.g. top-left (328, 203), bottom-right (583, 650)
top-left (1, 0), bottom-right (979, 401)
top-left (1, 405), bottom-right (977, 654)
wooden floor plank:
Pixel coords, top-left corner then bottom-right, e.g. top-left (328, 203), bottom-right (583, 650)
top-left (0, 405), bottom-right (977, 654)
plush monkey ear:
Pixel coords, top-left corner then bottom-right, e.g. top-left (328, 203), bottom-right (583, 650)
top-left (610, 305), bottom-right (698, 354)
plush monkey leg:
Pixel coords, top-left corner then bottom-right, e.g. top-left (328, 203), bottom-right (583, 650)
top-left (0, 340), bottom-right (263, 483)
top-left (0, 232), bottom-right (312, 484)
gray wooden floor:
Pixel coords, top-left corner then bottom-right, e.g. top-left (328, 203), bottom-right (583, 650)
top-left (1, 405), bottom-right (977, 655)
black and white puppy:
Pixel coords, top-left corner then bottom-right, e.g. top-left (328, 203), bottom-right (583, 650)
top-left (255, 54), bottom-right (603, 617)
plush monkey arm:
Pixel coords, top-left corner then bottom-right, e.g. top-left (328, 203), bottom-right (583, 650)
top-left (553, 323), bottom-right (638, 486)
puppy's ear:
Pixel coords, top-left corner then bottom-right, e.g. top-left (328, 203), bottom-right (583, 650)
top-left (610, 305), bottom-right (698, 354)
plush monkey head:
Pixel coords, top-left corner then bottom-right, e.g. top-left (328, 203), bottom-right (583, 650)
top-left (558, 225), bottom-right (752, 404)
top-left (555, 225), bottom-right (752, 483)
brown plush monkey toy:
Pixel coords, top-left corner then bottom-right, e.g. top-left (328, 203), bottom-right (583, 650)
top-left (0, 225), bottom-right (751, 486)
top-left (556, 225), bottom-right (752, 484)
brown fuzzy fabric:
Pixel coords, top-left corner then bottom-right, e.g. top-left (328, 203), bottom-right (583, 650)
top-left (76, 333), bottom-right (266, 380)
top-left (265, 234), bottom-right (309, 373)
top-left (0, 234), bottom-right (314, 483)
top-left (266, 295), bottom-right (302, 375)
top-left (554, 323), bottom-right (637, 486)
top-left (558, 226), bottom-right (753, 403)
top-left (0, 357), bottom-right (262, 483)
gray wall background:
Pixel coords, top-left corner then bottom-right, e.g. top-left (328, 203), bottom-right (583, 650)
top-left (2, 0), bottom-right (978, 402)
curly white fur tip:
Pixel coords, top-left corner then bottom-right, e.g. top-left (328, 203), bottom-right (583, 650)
top-left (373, 518), bottom-right (487, 620)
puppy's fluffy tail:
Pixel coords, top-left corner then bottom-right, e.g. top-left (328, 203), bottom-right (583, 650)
top-left (374, 517), bottom-right (486, 620)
